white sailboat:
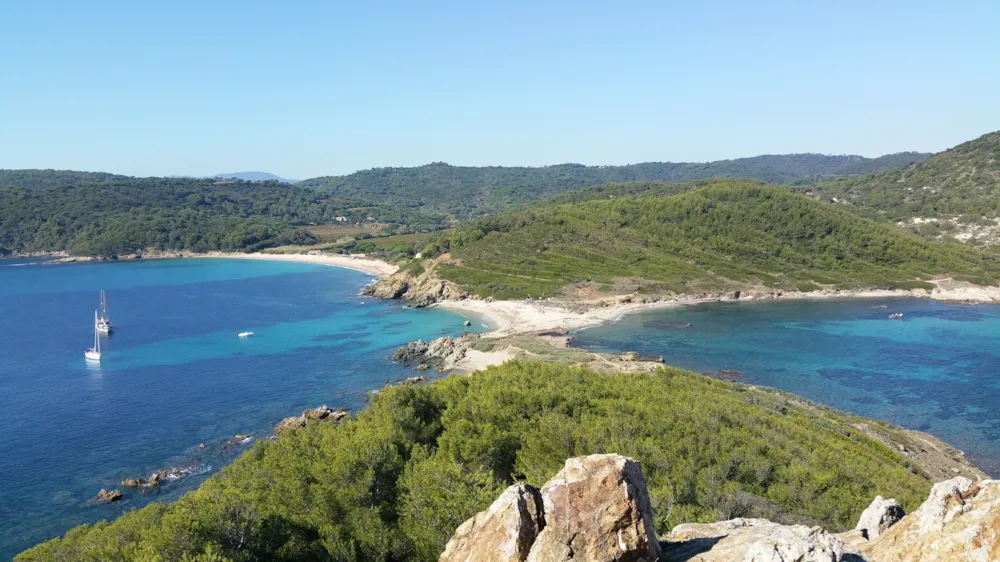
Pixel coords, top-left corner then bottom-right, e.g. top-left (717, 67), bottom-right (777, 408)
top-left (238, 331), bottom-right (254, 338)
top-left (85, 311), bottom-right (102, 361)
top-left (96, 290), bottom-right (113, 334)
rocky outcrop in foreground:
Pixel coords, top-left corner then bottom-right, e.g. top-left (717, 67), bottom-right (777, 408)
top-left (866, 477), bottom-right (1000, 561)
top-left (440, 483), bottom-right (545, 562)
top-left (664, 518), bottom-right (861, 561)
top-left (442, 455), bottom-right (1000, 562)
top-left (440, 454), bottom-right (661, 562)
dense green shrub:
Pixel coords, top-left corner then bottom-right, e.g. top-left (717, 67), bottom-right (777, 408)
top-left (19, 362), bottom-right (930, 562)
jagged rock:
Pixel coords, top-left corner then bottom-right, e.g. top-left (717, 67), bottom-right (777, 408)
top-left (403, 376), bottom-right (427, 385)
top-left (526, 454), bottom-right (661, 562)
top-left (147, 472), bottom-right (161, 486)
top-left (618, 351), bottom-right (640, 362)
top-left (303, 405), bottom-right (333, 421)
top-left (393, 340), bottom-right (430, 362)
top-left (663, 518), bottom-right (862, 561)
top-left (364, 276), bottom-right (410, 299)
top-left (95, 489), bottom-right (123, 503)
top-left (854, 495), bottom-right (904, 540)
top-left (120, 478), bottom-right (146, 488)
top-left (275, 415), bottom-right (307, 434)
top-left (866, 477), bottom-right (1000, 561)
top-left (365, 270), bottom-right (464, 306)
top-left (395, 337), bottom-right (468, 371)
top-left (415, 363), bottom-right (430, 371)
top-left (440, 483), bottom-right (545, 562)
top-left (276, 406), bottom-right (349, 435)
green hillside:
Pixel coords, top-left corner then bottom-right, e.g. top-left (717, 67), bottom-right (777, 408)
top-left (0, 176), bottom-right (444, 257)
top-left (419, 180), bottom-right (997, 299)
top-left (18, 362), bottom-right (930, 562)
top-left (298, 153), bottom-right (927, 217)
top-left (800, 131), bottom-right (1000, 243)
top-left (0, 169), bottom-right (133, 189)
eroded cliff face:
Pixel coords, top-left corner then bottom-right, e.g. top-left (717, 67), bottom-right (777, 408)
top-left (441, 456), bottom-right (1000, 562)
top-left (364, 266), bottom-right (464, 307)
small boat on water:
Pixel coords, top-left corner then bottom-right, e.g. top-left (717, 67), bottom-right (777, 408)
top-left (96, 290), bottom-right (113, 334)
top-left (889, 313), bottom-right (904, 319)
top-left (85, 311), bottom-right (102, 361)
top-left (238, 331), bottom-right (254, 338)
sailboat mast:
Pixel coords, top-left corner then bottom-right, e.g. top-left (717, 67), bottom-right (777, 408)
top-left (100, 290), bottom-right (108, 320)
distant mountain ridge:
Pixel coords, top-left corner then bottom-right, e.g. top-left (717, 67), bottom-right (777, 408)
top-left (212, 172), bottom-right (298, 183)
top-left (296, 152), bottom-right (929, 216)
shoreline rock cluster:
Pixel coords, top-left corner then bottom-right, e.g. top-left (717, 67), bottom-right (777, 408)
top-left (363, 272), bottom-right (464, 308)
top-left (392, 333), bottom-right (481, 371)
top-left (441, 453), bottom-right (1000, 562)
top-left (275, 405), bottom-right (349, 435)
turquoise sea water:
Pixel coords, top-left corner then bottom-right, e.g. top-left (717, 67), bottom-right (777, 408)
top-left (0, 258), bottom-right (481, 560)
top-left (571, 298), bottom-right (1000, 478)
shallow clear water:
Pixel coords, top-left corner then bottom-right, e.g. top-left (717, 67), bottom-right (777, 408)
top-left (571, 298), bottom-right (1000, 479)
top-left (0, 258), bottom-right (480, 559)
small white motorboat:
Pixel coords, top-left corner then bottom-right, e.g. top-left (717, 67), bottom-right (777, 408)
top-left (85, 311), bottom-right (102, 361)
top-left (238, 331), bottom-right (254, 338)
top-left (888, 313), bottom-right (903, 319)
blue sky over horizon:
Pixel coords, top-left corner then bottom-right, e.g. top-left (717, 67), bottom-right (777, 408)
top-left (1, 0), bottom-right (997, 179)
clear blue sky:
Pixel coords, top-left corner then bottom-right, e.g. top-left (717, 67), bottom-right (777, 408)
top-left (1, 0), bottom-right (997, 179)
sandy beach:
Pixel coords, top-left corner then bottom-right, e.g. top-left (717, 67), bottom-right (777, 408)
top-left (203, 252), bottom-right (399, 278)
top-left (204, 251), bottom-right (1000, 340)
top-left (434, 298), bottom-right (683, 337)
top-left (436, 280), bottom-right (1000, 338)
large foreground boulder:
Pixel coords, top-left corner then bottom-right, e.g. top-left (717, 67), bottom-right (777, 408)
top-left (527, 454), bottom-right (661, 562)
top-left (663, 518), bottom-right (862, 562)
top-left (865, 477), bottom-right (1000, 561)
top-left (440, 454), bottom-right (660, 562)
top-left (440, 483), bottom-right (545, 562)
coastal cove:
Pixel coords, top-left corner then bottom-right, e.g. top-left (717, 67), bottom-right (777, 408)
top-left (569, 298), bottom-right (1000, 477)
top-left (0, 257), bottom-right (478, 560)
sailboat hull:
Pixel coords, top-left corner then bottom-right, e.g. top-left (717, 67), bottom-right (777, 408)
top-left (85, 351), bottom-right (101, 361)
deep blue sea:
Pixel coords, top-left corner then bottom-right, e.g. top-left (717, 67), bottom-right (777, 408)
top-left (572, 298), bottom-right (1000, 478)
top-left (0, 258), bottom-right (483, 560)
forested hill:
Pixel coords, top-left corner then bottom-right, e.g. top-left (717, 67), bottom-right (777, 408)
top-left (297, 152), bottom-right (928, 216)
top-left (799, 131), bottom-right (1000, 243)
top-left (0, 169), bottom-right (133, 189)
top-left (0, 177), bottom-right (332, 256)
top-left (415, 180), bottom-right (997, 299)
top-left (0, 162), bottom-right (479, 255)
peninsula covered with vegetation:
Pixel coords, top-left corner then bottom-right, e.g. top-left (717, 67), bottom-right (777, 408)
top-left (403, 181), bottom-right (998, 300)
